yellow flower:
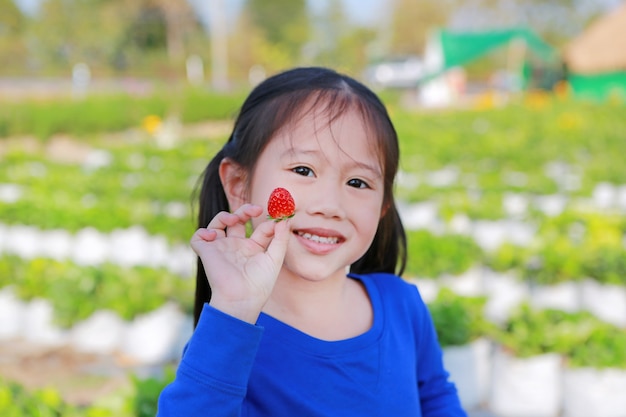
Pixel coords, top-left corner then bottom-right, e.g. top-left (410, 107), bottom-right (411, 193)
top-left (524, 90), bottom-right (550, 110)
top-left (474, 91), bottom-right (496, 110)
top-left (141, 115), bottom-right (162, 135)
top-left (556, 112), bottom-right (581, 131)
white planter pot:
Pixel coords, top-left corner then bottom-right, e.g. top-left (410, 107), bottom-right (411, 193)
top-left (23, 298), bottom-right (68, 346)
top-left (483, 270), bottom-right (528, 324)
top-left (72, 227), bottom-right (109, 266)
top-left (530, 281), bottom-right (581, 313)
top-left (411, 278), bottom-right (439, 304)
top-left (443, 338), bottom-right (492, 410)
top-left (441, 267), bottom-right (485, 297)
top-left (109, 226), bottom-right (151, 268)
top-left (562, 367), bottom-right (626, 417)
top-left (70, 309), bottom-right (126, 354)
top-left (40, 229), bottom-right (73, 261)
top-left (121, 303), bottom-right (191, 364)
top-left (580, 279), bottom-right (626, 327)
top-left (0, 287), bottom-right (25, 339)
top-left (5, 225), bottom-right (41, 259)
top-left (488, 348), bottom-right (562, 417)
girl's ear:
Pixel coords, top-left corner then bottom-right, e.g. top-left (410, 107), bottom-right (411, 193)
top-left (219, 158), bottom-right (247, 210)
top-left (381, 201), bottom-right (390, 219)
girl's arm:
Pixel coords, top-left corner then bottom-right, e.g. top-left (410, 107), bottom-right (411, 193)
top-left (157, 304), bottom-right (263, 417)
top-left (414, 289), bottom-right (468, 417)
top-left (158, 204), bottom-right (290, 415)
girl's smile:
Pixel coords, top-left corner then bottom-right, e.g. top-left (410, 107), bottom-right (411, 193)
top-left (294, 227), bottom-right (345, 255)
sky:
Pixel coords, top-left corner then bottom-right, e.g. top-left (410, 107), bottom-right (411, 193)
top-left (15, 0), bottom-right (624, 27)
top-left (15, 0), bottom-right (383, 24)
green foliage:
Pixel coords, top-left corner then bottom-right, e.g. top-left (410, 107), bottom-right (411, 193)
top-left (486, 210), bottom-right (626, 285)
top-left (0, 378), bottom-right (95, 417)
top-left (494, 303), bottom-right (626, 367)
top-left (568, 325), bottom-right (626, 369)
top-left (428, 288), bottom-right (491, 347)
top-left (405, 230), bottom-right (482, 279)
top-left (0, 256), bottom-right (194, 327)
top-left (0, 88), bottom-right (245, 140)
top-left (484, 243), bottom-right (529, 273)
top-left (129, 367), bottom-right (175, 417)
top-left (0, 368), bottom-right (175, 417)
top-left (582, 245), bottom-right (626, 285)
top-left (0, 135), bottom-right (223, 243)
top-left (247, 0), bottom-right (310, 60)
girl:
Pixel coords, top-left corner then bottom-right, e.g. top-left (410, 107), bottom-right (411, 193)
top-left (157, 67), bottom-right (467, 416)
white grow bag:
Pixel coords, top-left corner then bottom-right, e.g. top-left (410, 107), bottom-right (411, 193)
top-left (562, 367), bottom-right (626, 417)
top-left (488, 348), bottom-right (562, 417)
top-left (443, 338), bottom-right (492, 410)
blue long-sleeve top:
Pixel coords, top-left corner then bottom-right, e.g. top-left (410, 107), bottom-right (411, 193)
top-left (157, 272), bottom-right (467, 416)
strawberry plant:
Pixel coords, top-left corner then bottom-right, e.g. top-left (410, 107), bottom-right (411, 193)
top-left (495, 304), bottom-right (604, 358)
top-left (405, 230), bottom-right (482, 279)
top-left (0, 256), bottom-right (194, 327)
top-left (428, 288), bottom-right (492, 347)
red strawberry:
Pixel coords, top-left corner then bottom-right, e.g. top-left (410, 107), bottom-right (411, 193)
top-left (267, 187), bottom-right (295, 221)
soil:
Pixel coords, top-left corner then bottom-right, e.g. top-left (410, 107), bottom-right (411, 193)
top-left (0, 340), bottom-right (133, 406)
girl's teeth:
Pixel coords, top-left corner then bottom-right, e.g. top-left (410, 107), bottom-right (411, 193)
top-left (298, 232), bottom-right (338, 244)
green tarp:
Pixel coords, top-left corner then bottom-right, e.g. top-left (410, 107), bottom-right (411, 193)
top-left (439, 28), bottom-right (556, 69)
top-left (569, 71), bottom-right (626, 100)
top-left (419, 28), bottom-right (557, 85)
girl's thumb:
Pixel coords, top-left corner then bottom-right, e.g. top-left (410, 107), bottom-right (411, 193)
top-left (266, 219), bottom-right (290, 268)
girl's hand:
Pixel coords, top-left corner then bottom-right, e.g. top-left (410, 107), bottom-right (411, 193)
top-left (190, 204), bottom-right (290, 323)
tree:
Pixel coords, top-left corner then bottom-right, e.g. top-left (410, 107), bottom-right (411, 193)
top-left (143, 0), bottom-right (196, 62)
top-left (0, 0), bottom-right (25, 35)
top-left (388, 0), bottom-right (451, 56)
top-left (245, 0), bottom-right (311, 64)
top-left (230, 6), bottom-right (294, 79)
top-left (28, 0), bottom-right (133, 73)
top-left (312, 0), bottom-right (377, 75)
top-left (0, 0), bottom-right (27, 74)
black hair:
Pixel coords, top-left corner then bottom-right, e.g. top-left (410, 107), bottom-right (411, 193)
top-left (193, 66), bottom-right (406, 326)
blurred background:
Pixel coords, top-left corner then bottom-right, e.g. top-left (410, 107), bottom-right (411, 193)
top-left (1, 0), bottom-right (626, 416)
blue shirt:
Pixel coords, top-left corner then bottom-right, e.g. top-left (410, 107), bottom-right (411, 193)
top-left (157, 273), bottom-right (467, 417)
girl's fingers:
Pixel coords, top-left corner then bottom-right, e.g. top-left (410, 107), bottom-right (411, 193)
top-left (206, 211), bottom-right (240, 230)
top-left (205, 204), bottom-right (263, 238)
top-left (226, 204), bottom-right (263, 238)
top-left (250, 219), bottom-right (291, 267)
top-left (265, 219), bottom-right (291, 268)
top-left (194, 228), bottom-right (218, 242)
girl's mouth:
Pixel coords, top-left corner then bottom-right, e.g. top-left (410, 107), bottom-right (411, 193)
top-left (296, 231), bottom-right (339, 244)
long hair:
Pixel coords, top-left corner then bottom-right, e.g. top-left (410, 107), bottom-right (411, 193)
top-left (193, 67), bottom-right (406, 326)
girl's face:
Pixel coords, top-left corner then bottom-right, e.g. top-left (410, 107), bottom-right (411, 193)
top-left (248, 106), bottom-right (385, 283)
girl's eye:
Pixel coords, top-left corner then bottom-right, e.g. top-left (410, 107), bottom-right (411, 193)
top-left (347, 178), bottom-right (370, 189)
top-left (293, 166), bottom-right (314, 177)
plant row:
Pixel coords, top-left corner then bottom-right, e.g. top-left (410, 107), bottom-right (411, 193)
top-left (0, 256), bottom-right (193, 328)
top-left (429, 289), bottom-right (626, 369)
top-left (394, 97), bottom-right (626, 195)
top-left (1, 207), bottom-right (625, 329)
top-left (0, 369), bottom-right (174, 417)
top-left (0, 87), bottom-right (246, 140)
top-left (0, 136), bottom-right (224, 243)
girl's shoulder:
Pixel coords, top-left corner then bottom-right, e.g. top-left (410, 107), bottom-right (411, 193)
top-left (350, 272), bottom-right (423, 303)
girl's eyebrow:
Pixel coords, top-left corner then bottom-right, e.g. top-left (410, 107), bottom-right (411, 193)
top-left (281, 148), bottom-right (382, 177)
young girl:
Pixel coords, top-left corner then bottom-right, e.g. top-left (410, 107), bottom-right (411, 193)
top-left (157, 67), bottom-right (467, 416)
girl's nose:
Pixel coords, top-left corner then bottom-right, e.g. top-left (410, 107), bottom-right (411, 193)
top-left (304, 184), bottom-right (346, 219)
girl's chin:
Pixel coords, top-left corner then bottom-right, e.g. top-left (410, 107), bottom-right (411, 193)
top-left (280, 259), bottom-right (349, 283)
